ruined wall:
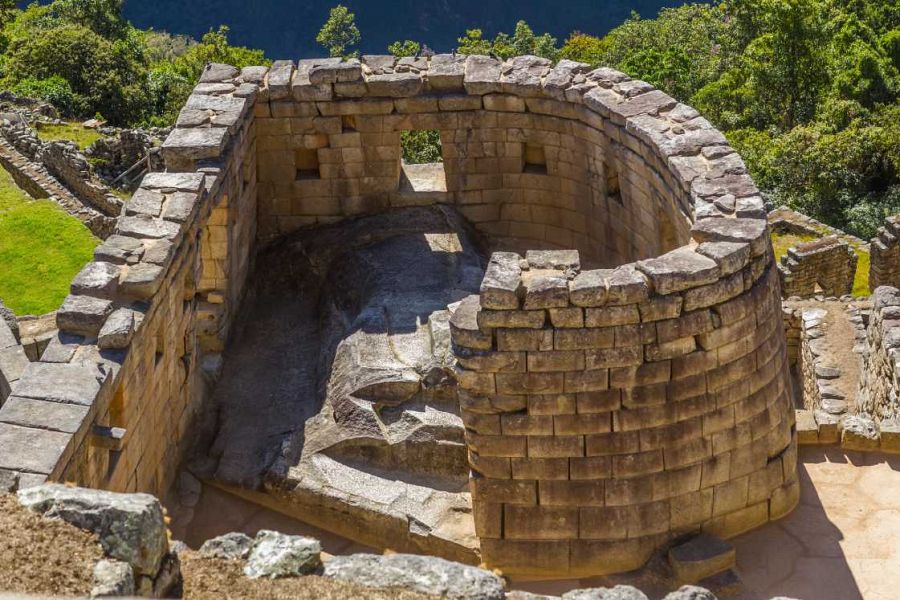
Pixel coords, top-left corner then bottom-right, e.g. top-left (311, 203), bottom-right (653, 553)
top-left (778, 236), bottom-right (857, 298)
top-left (870, 216), bottom-right (900, 289)
top-left (0, 317), bottom-right (28, 403)
top-left (0, 64), bottom-right (257, 496)
top-left (250, 56), bottom-right (726, 267)
top-left (0, 56), bottom-right (796, 577)
top-left (858, 286), bottom-right (900, 423)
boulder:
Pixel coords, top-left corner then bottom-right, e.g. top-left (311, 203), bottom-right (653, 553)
top-left (17, 484), bottom-right (169, 576)
top-left (199, 532), bottom-right (254, 560)
top-left (243, 530), bottom-right (322, 579)
top-left (91, 559), bottom-right (134, 598)
top-left (562, 586), bottom-right (649, 600)
top-left (662, 586), bottom-right (717, 600)
top-left (322, 553), bottom-right (505, 600)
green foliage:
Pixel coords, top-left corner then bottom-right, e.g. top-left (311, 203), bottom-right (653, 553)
top-left (558, 0), bottom-right (899, 240)
top-left (317, 5), bottom-right (360, 58)
top-left (456, 20), bottom-right (558, 61)
top-left (388, 40), bottom-right (420, 58)
top-left (0, 1), bottom-right (266, 127)
top-left (3, 22), bottom-right (149, 125)
top-left (401, 130), bottom-right (442, 164)
top-left (10, 75), bottom-right (76, 115)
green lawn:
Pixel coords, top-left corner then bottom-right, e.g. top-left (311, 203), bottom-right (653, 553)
top-left (0, 168), bottom-right (98, 315)
top-left (35, 122), bottom-right (104, 150)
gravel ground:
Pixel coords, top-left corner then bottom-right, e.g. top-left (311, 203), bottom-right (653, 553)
top-left (0, 493), bottom-right (103, 597)
top-left (181, 552), bottom-right (434, 599)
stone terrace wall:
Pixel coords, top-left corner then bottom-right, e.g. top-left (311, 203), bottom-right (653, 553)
top-left (0, 63), bottom-right (257, 496)
top-left (778, 236), bottom-right (857, 298)
top-left (858, 286), bottom-right (900, 423)
top-left (249, 56), bottom-right (767, 268)
top-left (870, 215), bottom-right (900, 289)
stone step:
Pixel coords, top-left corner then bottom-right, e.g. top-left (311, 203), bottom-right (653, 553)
top-left (668, 533), bottom-right (736, 584)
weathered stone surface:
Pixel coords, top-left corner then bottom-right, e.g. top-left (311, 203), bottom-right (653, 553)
top-left (562, 586), bottom-right (649, 600)
top-left (526, 250), bottom-right (580, 272)
top-left (841, 415), bottom-right (880, 451)
top-left (14, 362), bottom-right (104, 405)
top-left (465, 55), bottom-right (503, 95)
top-left (120, 263), bottom-right (165, 299)
top-left (662, 585), bottom-right (718, 600)
top-left (0, 396), bottom-right (89, 433)
top-left (18, 484), bottom-right (169, 575)
top-left (570, 270), bottom-right (610, 307)
top-left (366, 72), bottom-right (423, 97)
top-left (244, 530), bottom-right (322, 578)
top-left (57, 294), bottom-right (113, 336)
top-left (309, 58), bottom-right (362, 84)
top-left (199, 62), bottom-right (239, 83)
top-left (323, 553), bottom-right (505, 600)
top-left (0, 424), bottom-right (69, 475)
top-left (91, 559), bottom-right (135, 598)
top-left (668, 534), bottom-right (735, 584)
top-left (98, 308), bottom-right (136, 350)
top-left (0, 299), bottom-right (20, 342)
top-left (199, 532), bottom-right (254, 560)
top-left (71, 262), bottom-right (120, 298)
top-left (637, 248), bottom-right (720, 295)
top-left (429, 54), bottom-right (466, 90)
top-left (161, 127), bottom-right (229, 160)
top-left (482, 252), bottom-right (523, 310)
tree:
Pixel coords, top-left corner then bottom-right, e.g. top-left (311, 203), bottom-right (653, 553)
top-left (316, 5), bottom-right (360, 58)
top-left (455, 21), bottom-right (558, 60)
top-left (388, 40), bottom-right (419, 58)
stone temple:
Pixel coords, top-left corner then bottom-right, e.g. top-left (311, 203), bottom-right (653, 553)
top-left (1, 54), bottom-right (808, 582)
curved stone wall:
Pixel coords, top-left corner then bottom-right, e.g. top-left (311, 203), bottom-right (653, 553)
top-left (0, 55), bottom-right (796, 580)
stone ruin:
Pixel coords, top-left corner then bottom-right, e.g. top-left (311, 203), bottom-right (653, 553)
top-left (870, 215), bottom-right (900, 289)
top-left (0, 53), bottom-right (816, 582)
top-left (778, 236), bottom-right (857, 298)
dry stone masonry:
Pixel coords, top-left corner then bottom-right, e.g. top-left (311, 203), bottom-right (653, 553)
top-left (0, 55), bottom-right (797, 578)
top-left (870, 215), bottom-right (900, 289)
top-left (778, 236), bottom-right (857, 299)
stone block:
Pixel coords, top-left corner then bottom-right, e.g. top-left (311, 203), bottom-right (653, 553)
top-left (57, 295), bottom-right (113, 337)
top-left (523, 272), bottom-right (570, 309)
top-left (505, 505), bottom-right (578, 540)
top-left (481, 252), bottom-right (522, 309)
top-left (668, 534), bottom-right (735, 584)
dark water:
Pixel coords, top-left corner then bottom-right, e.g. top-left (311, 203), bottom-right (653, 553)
top-left (121, 0), bottom-right (682, 59)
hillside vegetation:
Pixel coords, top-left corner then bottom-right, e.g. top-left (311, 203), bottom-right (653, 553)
top-left (0, 0), bottom-right (897, 240)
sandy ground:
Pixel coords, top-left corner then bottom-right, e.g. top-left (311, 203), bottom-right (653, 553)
top-left (0, 494), bottom-right (103, 597)
top-left (181, 553), bottom-right (432, 600)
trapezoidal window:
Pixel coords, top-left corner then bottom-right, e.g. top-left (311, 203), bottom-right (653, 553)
top-left (295, 148), bottom-right (320, 180)
top-left (523, 143), bottom-right (548, 175)
top-left (399, 129), bottom-right (446, 196)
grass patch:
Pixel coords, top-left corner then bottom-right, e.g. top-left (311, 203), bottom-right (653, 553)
top-left (0, 168), bottom-right (98, 315)
top-left (771, 232), bottom-right (818, 262)
top-left (35, 122), bottom-right (104, 150)
top-left (852, 247), bottom-right (871, 297)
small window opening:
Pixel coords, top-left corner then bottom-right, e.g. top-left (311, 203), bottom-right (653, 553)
top-left (295, 148), bottom-right (321, 180)
top-left (523, 143), bottom-right (547, 174)
top-left (341, 115), bottom-right (358, 132)
top-left (399, 129), bottom-right (446, 196)
top-left (605, 157), bottom-right (622, 204)
top-left (154, 328), bottom-right (165, 366)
